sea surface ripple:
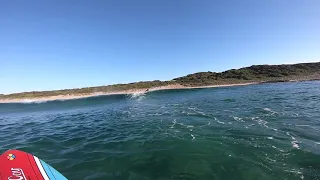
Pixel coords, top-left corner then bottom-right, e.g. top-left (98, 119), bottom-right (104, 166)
top-left (1, 81), bottom-right (320, 180)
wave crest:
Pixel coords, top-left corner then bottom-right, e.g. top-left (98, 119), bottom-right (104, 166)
top-left (21, 99), bottom-right (49, 104)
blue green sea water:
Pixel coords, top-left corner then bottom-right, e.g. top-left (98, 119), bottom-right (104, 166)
top-left (1, 81), bottom-right (320, 180)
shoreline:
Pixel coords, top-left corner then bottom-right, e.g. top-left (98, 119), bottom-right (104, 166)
top-left (0, 82), bottom-right (257, 103)
top-left (1, 62), bottom-right (319, 104)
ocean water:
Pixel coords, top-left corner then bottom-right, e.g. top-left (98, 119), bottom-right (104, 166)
top-left (1, 81), bottom-right (320, 180)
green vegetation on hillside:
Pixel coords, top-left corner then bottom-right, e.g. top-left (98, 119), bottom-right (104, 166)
top-left (174, 62), bottom-right (320, 86)
top-left (1, 62), bottom-right (319, 99)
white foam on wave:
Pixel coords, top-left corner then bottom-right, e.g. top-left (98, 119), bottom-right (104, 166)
top-left (191, 134), bottom-right (195, 140)
top-left (22, 99), bottom-right (48, 104)
top-left (217, 120), bottom-right (225, 124)
top-left (129, 92), bottom-right (146, 101)
top-left (286, 132), bottom-right (300, 149)
top-left (284, 169), bottom-right (304, 180)
top-left (271, 145), bottom-right (285, 152)
top-left (291, 112), bottom-right (299, 116)
top-left (266, 157), bottom-right (277, 162)
top-left (263, 108), bottom-right (271, 111)
top-left (170, 119), bottom-right (177, 128)
top-left (257, 119), bottom-right (269, 128)
top-left (198, 111), bottom-right (206, 116)
top-left (131, 91), bottom-right (145, 97)
top-left (187, 112), bottom-right (197, 115)
top-left (292, 142), bottom-right (299, 149)
top-left (263, 107), bottom-right (278, 116)
top-left (213, 117), bottom-right (225, 125)
top-left (176, 122), bottom-right (195, 131)
top-left (295, 124), bottom-right (310, 127)
top-left (232, 116), bottom-right (245, 122)
top-left (147, 113), bottom-right (163, 116)
top-left (250, 117), bottom-right (269, 128)
top-left (185, 107), bottom-right (207, 116)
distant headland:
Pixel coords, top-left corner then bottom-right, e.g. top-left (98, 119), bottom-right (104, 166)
top-left (1, 62), bottom-right (319, 103)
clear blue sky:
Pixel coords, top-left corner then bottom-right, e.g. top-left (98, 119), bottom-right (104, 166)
top-left (1, 0), bottom-right (319, 94)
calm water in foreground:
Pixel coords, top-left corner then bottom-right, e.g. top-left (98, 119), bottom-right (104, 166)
top-left (1, 81), bottom-right (320, 180)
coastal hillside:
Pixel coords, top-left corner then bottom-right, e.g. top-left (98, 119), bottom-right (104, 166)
top-left (1, 62), bottom-right (319, 99)
top-left (174, 62), bottom-right (320, 86)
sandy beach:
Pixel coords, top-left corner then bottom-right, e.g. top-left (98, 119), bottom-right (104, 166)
top-left (0, 82), bottom-right (258, 104)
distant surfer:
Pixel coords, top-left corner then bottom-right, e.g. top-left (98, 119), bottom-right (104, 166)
top-left (145, 89), bottom-right (150, 93)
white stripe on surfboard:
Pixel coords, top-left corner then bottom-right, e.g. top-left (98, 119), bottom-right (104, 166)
top-left (34, 156), bottom-right (50, 180)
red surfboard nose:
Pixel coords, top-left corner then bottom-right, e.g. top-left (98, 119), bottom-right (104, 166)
top-left (0, 150), bottom-right (45, 180)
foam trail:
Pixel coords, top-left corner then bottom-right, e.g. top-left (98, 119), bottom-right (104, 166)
top-left (287, 132), bottom-right (300, 149)
top-left (170, 119), bottom-right (176, 128)
top-left (131, 92), bottom-right (145, 98)
top-left (191, 134), bottom-right (195, 140)
top-left (129, 92), bottom-right (146, 101)
top-left (22, 99), bottom-right (48, 104)
top-left (263, 108), bottom-right (277, 115)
